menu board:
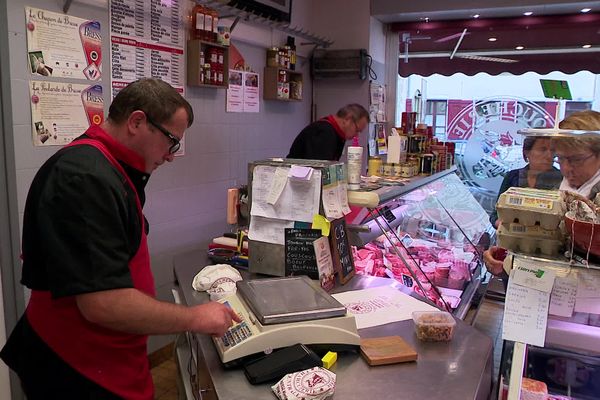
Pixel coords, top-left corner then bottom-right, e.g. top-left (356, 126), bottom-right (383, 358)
top-left (109, 0), bottom-right (184, 96)
top-left (285, 228), bottom-right (322, 279)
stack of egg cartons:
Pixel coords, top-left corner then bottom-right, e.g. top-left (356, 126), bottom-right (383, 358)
top-left (496, 187), bottom-right (564, 257)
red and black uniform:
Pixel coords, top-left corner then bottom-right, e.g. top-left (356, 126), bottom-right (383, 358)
top-left (287, 115), bottom-right (347, 161)
top-left (1, 125), bottom-right (155, 400)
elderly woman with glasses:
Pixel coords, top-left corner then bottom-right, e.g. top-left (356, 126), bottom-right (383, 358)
top-left (484, 109), bottom-right (600, 277)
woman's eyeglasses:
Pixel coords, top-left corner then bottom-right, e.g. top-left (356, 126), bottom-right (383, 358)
top-left (146, 117), bottom-right (181, 154)
top-left (555, 153), bottom-right (595, 167)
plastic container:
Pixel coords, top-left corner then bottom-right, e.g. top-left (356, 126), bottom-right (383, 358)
top-left (496, 187), bottom-right (564, 230)
top-left (412, 311), bottom-right (456, 341)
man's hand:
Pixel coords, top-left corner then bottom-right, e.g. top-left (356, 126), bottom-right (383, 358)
top-left (189, 302), bottom-right (242, 337)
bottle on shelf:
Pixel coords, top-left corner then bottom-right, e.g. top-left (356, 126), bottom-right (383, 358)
top-left (287, 36), bottom-right (296, 70)
top-left (191, 3), bottom-right (206, 40)
top-left (203, 7), bottom-right (213, 41)
top-left (210, 8), bottom-right (219, 43)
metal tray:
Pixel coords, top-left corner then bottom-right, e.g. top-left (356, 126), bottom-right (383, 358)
top-left (236, 275), bottom-right (347, 325)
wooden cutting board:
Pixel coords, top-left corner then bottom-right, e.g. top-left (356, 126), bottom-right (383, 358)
top-left (360, 336), bottom-right (418, 366)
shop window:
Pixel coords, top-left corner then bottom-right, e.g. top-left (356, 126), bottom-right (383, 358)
top-left (424, 100), bottom-right (447, 138)
top-left (565, 101), bottom-right (592, 117)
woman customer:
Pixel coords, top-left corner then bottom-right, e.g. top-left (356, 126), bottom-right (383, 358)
top-left (489, 136), bottom-right (562, 227)
top-left (484, 109), bottom-right (600, 276)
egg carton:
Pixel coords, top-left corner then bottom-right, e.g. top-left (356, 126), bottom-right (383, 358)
top-left (496, 187), bottom-right (564, 230)
top-left (503, 222), bottom-right (562, 239)
top-left (497, 225), bottom-right (563, 257)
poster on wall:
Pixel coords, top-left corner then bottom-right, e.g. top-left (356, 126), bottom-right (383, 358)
top-left (227, 70), bottom-right (260, 113)
top-left (109, 0), bottom-right (185, 97)
top-left (227, 70), bottom-right (244, 112)
top-left (25, 7), bottom-right (102, 80)
top-left (243, 71), bottom-right (259, 112)
top-left (29, 81), bottom-right (104, 146)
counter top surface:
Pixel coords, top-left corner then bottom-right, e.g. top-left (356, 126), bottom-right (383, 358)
top-left (173, 249), bottom-right (493, 400)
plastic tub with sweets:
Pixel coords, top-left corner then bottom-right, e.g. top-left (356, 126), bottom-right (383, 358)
top-left (412, 310), bottom-right (456, 341)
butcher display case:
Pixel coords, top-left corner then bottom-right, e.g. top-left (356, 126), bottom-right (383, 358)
top-left (346, 167), bottom-right (495, 319)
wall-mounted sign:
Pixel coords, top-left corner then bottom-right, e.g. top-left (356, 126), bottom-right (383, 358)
top-left (26, 7), bottom-right (102, 80)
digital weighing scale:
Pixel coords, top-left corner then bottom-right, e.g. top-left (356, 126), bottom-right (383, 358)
top-left (212, 276), bottom-right (360, 366)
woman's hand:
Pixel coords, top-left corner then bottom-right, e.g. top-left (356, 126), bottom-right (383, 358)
top-left (483, 246), bottom-right (506, 276)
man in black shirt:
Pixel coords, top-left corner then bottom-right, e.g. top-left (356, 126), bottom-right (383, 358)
top-left (287, 103), bottom-right (369, 161)
top-left (1, 78), bottom-right (240, 400)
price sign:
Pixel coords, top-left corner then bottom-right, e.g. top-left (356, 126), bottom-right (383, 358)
top-left (284, 228), bottom-right (321, 279)
top-left (330, 218), bottom-right (355, 284)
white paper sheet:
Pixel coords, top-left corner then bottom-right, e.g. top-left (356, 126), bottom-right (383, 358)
top-left (248, 216), bottom-right (294, 245)
top-left (251, 165), bottom-right (321, 223)
top-left (386, 135), bottom-right (401, 164)
top-left (332, 286), bottom-right (437, 329)
top-left (549, 276), bottom-right (577, 317)
top-left (266, 167), bottom-right (289, 205)
top-left (502, 273), bottom-right (550, 347)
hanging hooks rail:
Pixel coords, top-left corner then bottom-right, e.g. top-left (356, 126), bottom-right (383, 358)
top-left (197, 0), bottom-right (333, 47)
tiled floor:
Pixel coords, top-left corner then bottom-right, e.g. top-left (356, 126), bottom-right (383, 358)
top-left (151, 355), bottom-right (179, 400)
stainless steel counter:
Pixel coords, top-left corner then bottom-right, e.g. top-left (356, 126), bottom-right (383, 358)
top-left (173, 249), bottom-right (493, 400)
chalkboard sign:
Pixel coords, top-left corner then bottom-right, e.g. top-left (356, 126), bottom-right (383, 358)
top-left (284, 228), bottom-right (322, 279)
top-left (330, 218), bottom-right (355, 284)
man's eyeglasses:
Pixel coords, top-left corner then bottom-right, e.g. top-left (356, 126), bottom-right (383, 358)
top-left (146, 117), bottom-right (181, 154)
top-left (555, 153), bottom-right (595, 167)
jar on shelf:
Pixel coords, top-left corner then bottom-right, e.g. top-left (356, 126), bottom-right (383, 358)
top-left (267, 47), bottom-right (279, 67)
top-left (203, 63), bottom-right (211, 84)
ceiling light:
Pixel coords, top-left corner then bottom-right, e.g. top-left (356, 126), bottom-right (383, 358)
top-left (523, 11), bottom-right (533, 16)
top-left (582, 44), bottom-right (592, 48)
top-left (473, 14), bottom-right (480, 18)
top-left (488, 37), bottom-right (497, 42)
top-left (515, 46), bottom-right (524, 50)
top-left (581, 8), bottom-right (591, 13)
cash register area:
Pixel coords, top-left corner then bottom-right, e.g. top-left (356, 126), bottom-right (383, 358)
top-left (149, 276), bottom-right (508, 400)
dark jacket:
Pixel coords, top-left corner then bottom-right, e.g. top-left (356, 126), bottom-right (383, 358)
top-left (287, 119), bottom-right (345, 161)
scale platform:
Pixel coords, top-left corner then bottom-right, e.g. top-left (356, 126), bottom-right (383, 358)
top-left (213, 276), bottom-right (360, 365)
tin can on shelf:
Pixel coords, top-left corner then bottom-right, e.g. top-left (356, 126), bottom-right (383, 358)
top-left (400, 163), bottom-right (412, 178)
top-left (383, 163), bottom-right (393, 177)
top-left (367, 156), bottom-right (383, 176)
top-left (420, 154), bottom-right (434, 175)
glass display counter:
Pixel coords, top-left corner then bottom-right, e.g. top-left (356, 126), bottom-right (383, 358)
top-left (498, 254), bottom-right (600, 400)
top-left (346, 167), bottom-right (495, 319)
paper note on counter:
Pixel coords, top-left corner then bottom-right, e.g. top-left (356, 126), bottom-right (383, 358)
top-left (322, 165), bottom-right (351, 219)
top-left (251, 165), bottom-right (321, 223)
top-left (332, 286), bottom-right (437, 329)
top-left (512, 265), bottom-right (556, 293)
top-left (502, 271), bottom-right (549, 347)
top-left (574, 269), bottom-right (600, 314)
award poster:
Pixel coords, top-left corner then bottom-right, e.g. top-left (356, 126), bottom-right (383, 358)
top-left (109, 0), bottom-right (185, 97)
top-left (26, 7), bottom-right (102, 80)
top-left (228, 71), bottom-right (260, 113)
top-left (30, 81), bottom-right (104, 146)
top-left (243, 71), bottom-right (259, 112)
top-left (227, 70), bottom-right (243, 112)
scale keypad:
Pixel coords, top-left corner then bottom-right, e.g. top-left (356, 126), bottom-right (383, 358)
top-left (220, 321), bottom-right (253, 347)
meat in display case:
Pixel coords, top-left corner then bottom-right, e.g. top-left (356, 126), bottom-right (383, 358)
top-left (346, 167), bottom-right (495, 319)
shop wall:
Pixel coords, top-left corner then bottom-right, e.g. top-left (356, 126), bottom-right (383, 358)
top-left (4, 0), bottom-right (313, 353)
